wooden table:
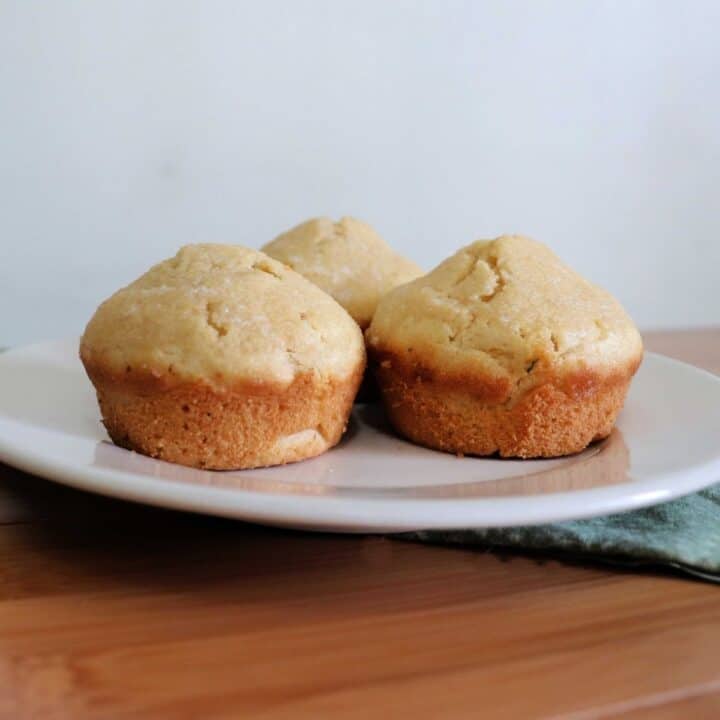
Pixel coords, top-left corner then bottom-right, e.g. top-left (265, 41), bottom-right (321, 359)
top-left (1, 329), bottom-right (719, 719)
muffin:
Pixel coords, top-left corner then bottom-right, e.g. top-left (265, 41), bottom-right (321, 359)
top-left (262, 217), bottom-right (423, 329)
top-left (80, 244), bottom-right (365, 469)
top-left (366, 235), bottom-right (643, 458)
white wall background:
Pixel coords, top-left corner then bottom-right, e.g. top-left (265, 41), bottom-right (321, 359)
top-left (2, 0), bottom-right (719, 345)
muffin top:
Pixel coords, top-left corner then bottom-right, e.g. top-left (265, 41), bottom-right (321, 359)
top-left (366, 235), bottom-right (642, 391)
top-left (81, 244), bottom-right (365, 387)
top-left (262, 217), bottom-right (423, 329)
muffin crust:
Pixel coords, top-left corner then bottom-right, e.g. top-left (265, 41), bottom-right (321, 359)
top-left (367, 235), bottom-right (642, 457)
top-left (81, 244), bottom-right (365, 469)
top-left (262, 217), bottom-right (423, 329)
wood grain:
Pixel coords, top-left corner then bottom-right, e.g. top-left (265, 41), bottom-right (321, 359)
top-left (0, 328), bottom-right (718, 719)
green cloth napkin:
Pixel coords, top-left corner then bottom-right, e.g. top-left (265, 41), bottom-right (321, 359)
top-left (402, 484), bottom-right (720, 583)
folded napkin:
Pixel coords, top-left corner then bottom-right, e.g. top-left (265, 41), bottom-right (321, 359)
top-left (402, 484), bottom-right (720, 582)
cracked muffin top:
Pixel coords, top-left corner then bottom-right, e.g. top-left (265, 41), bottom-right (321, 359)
top-left (366, 235), bottom-right (642, 393)
top-left (80, 244), bottom-right (365, 387)
top-left (262, 216), bottom-right (423, 329)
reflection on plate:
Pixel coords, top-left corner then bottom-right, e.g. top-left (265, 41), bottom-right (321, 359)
top-left (92, 420), bottom-right (629, 499)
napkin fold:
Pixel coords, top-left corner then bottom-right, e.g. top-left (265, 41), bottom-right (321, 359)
top-left (401, 484), bottom-right (720, 582)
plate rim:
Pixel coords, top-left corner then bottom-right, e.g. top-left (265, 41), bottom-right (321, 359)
top-left (1, 339), bottom-right (719, 531)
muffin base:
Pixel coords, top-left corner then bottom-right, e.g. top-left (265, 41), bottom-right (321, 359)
top-left (373, 354), bottom-right (641, 458)
top-left (84, 364), bottom-right (364, 470)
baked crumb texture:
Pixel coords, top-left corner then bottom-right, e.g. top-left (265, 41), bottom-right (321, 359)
top-left (81, 244), bottom-right (365, 469)
top-left (262, 216), bottom-right (423, 329)
top-left (366, 235), bottom-right (643, 458)
top-left (84, 364), bottom-right (364, 469)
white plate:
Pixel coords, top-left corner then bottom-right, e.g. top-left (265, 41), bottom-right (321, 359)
top-left (1, 339), bottom-right (719, 532)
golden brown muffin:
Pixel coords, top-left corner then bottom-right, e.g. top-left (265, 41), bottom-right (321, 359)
top-left (262, 216), bottom-right (423, 329)
top-left (80, 244), bottom-right (365, 469)
top-left (366, 235), bottom-right (643, 458)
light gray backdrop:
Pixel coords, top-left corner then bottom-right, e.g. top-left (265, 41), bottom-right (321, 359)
top-left (2, 1), bottom-right (719, 345)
